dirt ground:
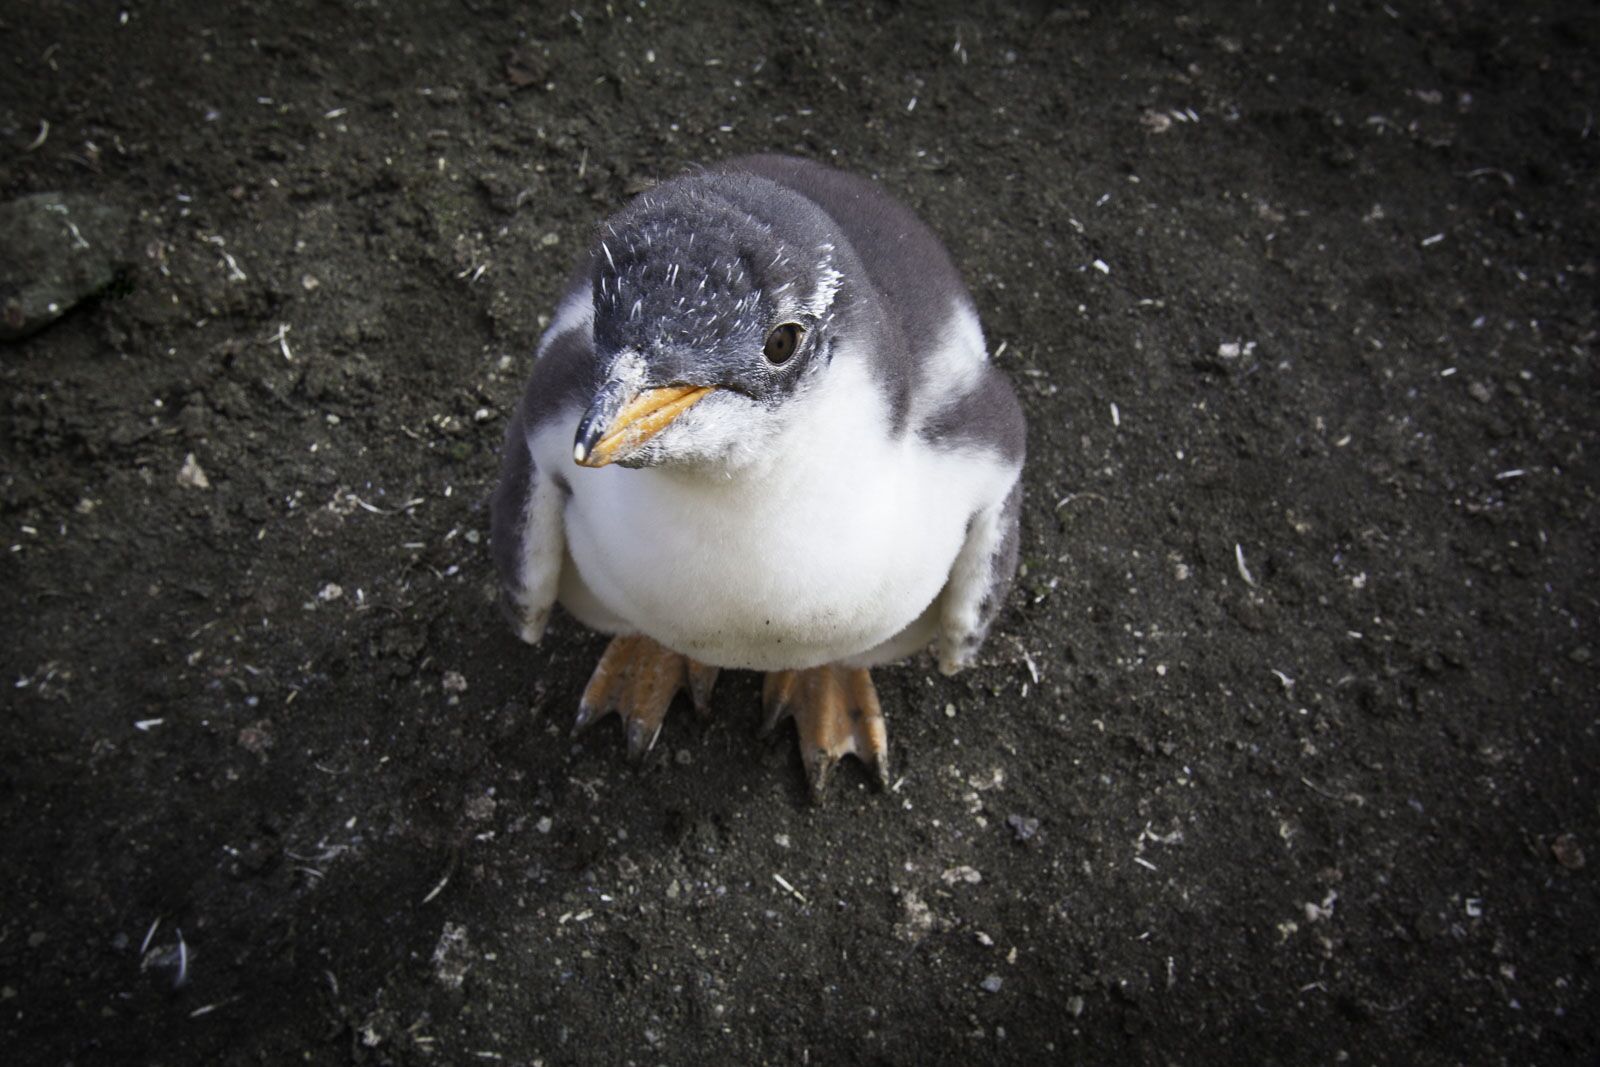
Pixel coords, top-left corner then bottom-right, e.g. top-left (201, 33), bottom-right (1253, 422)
top-left (2, 1), bottom-right (1596, 1063)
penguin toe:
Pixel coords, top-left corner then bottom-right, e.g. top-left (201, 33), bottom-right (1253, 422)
top-left (762, 665), bottom-right (890, 803)
top-left (572, 634), bottom-right (717, 762)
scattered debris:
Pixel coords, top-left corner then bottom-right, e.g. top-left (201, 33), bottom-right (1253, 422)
top-left (237, 720), bottom-right (274, 757)
top-left (1141, 109), bottom-right (1173, 133)
top-left (177, 453), bottom-right (211, 490)
top-left (1006, 814), bottom-right (1040, 843)
top-left (189, 997), bottom-right (239, 1018)
top-left (421, 850), bottom-right (458, 905)
top-left (268, 323), bottom-right (294, 362)
top-left (431, 922), bottom-right (471, 989)
top-left (203, 234), bottom-right (247, 282)
top-left (772, 873), bottom-right (807, 904)
top-left (174, 929), bottom-right (189, 988)
top-left (1012, 639), bottom-right (1041, 684)
top-left (1303, 889), bottom-right (1338, 923)
top-left (1551, 834), bottom-right (1585, 870)
top-left (1235, 544), bottom-right (1257, 586)
top-left (941, 865), bottom-right (982, 886)
top-left (139, 924), bottom-right (189, 990)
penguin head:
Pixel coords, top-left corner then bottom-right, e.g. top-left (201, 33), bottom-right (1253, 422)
top-left (572, 175), bottom-right (851, 470)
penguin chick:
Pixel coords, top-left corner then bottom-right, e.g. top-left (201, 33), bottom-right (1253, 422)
top-left (491, 154), bottom-right (1024, 800)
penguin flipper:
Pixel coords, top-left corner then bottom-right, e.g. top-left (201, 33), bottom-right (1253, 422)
top-left (489, 403), bottom-right (566, 645)
top-left (491, 292), bottom-right (607, 644)
top-left (937, 478), bottom-right (1023, 675)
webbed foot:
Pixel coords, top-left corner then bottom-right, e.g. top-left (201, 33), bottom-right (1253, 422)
top-left (573, 635), bottom-right (719, 760)
top-left (761, 665), bottom-right (890, 802)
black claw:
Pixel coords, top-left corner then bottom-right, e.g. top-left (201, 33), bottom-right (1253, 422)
top-left (625, 718), bottom-right (660, 762)
top-left (688, 669), bottom-right (718, 717)
top-left (572, 702), bottom-right (603, 737)
top-left (804, 749), bottom-right (835, 803)
top-left (759, 701), bottom-right (788, 737)
top-left (871, 755), bottom-right (891, 790)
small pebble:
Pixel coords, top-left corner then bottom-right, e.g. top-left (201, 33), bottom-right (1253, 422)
top-left (941, 865), bottom-right (982, 885)
top-left (1551, 834), bottom-right (1585, 870)
top-left (177, 453), bottom-right (211, 490)
top-left (1006, 814), bottom-right (1040, 842)
top-left (981, 974), bottom-right (1003, 993)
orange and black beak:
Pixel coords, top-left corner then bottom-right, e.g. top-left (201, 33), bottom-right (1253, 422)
top-left (573, 380), bottom-right (715, 467)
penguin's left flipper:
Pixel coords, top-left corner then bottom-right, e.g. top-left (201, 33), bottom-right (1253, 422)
top-left (937, 478), bottom-right (1024, 676)
top-left (573, 634), bottom-right (721, 761)
top-left (761, 666), bottom-right (890, 803)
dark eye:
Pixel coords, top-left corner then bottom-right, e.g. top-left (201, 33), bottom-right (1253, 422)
top-left (763, 322), bottom-right (803, 365)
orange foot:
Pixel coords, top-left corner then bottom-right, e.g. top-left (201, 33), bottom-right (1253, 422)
top-left (572, 634), bottom-right (719, 760)
top-left (762, 666), bottom-right (890, 802)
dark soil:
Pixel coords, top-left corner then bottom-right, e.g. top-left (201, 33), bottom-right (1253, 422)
top-left (3, 2), bottom-right (1597, 1064)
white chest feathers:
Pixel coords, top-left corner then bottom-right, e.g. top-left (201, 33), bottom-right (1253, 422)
top-left (535, 350), bottom-right (1009, 671)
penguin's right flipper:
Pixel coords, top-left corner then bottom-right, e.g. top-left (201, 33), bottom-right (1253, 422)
top-left (489, 404), bottom-right (567, 645)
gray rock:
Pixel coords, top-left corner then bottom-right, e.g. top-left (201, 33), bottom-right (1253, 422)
top-left (1007, 813), bottom-right (1041, 842)
top-left (0, 191), bottom-right (133, 341)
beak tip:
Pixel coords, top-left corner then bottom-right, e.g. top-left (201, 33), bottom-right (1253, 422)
top-left (574, 383), bottom-right (713, 470)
